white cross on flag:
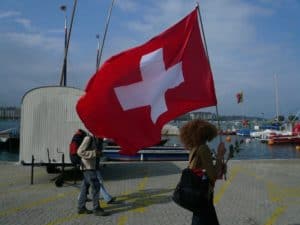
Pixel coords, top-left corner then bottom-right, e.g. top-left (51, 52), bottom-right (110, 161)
top-left (76, 7), bottom-right (217, 155)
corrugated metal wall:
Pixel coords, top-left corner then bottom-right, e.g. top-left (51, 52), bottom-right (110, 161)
top-left (20, 86), bottom-right (87, 164)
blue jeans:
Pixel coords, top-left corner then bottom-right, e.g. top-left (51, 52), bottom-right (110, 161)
top-left (191, 193), bottom-right (219, 225)
top-left (78, 170), bottom-right (100, 211)
top-left (96, 170), bottom-right (113, 202)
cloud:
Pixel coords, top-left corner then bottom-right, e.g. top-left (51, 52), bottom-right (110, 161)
top-left (116, 0), bottom-right (139, 12)
top-left (0, 32), bottom-right (62, 51)
top-left (0, 11), bottom-right (20, 19)
top-left (14, 18), bottom-right (33, 30)
top-left (123, 1), bottom-right (192, 35)
top-left (46, 29), bottom-right (64, 34)
top-left (0, 0), bottom-right (299, 117)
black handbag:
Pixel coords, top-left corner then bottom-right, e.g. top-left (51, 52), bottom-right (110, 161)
top-left (172, 167), bottom-right (210, 212)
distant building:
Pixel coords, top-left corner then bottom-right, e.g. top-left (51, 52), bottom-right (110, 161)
top-left (0, 107), bottom-right (20, 119)
top-left (189, 111), bottom-right (215, 120)
top-left (175, 111), bottom-right (215, 121)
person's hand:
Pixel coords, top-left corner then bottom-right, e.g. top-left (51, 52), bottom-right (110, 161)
top-left (217, 142), bottom-right (226, 160)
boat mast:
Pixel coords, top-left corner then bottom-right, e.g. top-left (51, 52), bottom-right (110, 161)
top-left (274, 74), bottom-right (280, 120)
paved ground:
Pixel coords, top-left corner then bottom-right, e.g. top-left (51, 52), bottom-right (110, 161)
top-left (0, 159), bottom-right (299, 225)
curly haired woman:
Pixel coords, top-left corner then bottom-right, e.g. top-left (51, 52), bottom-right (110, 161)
top-left (179, 119), bottom-right (226, 225)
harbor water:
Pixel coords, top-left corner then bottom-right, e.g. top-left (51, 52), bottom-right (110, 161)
top-left (0, 120), bottom-right (20, 161)
top-left (167, 135), bottom-right (300, 160)
top-left (1, 120), bottom-right (300, 162)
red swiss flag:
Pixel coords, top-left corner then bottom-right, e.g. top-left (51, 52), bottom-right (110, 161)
top-left (76, 8), bottom-right (217, 155)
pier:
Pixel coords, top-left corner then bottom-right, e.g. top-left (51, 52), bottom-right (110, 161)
top-left (0, 159), bottom-right (299, 225)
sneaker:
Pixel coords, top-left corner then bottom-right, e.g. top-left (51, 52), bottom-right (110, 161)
top-left (93, 208), bottom-right (110, 216)
top-left (107, 197), bottom-right (116, 204)
top-left (78, 207), bottom-right (93, 214)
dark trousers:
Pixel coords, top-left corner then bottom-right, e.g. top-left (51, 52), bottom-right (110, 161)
top-left (191, 193), bottom-right (220, 225)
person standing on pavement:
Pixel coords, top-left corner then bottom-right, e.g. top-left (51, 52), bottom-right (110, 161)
top-left (179, 119), bottom-right (226, 225)
top-left (77, 134), bottom-right (109, 216)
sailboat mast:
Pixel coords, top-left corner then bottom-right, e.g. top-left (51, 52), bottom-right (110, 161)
top-left (274, 74), bottom-right (279, 120)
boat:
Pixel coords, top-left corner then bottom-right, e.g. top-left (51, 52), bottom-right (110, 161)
top-left (103, 145), bottom-right (188, 161)
top-left (0, 128), bottom-right (17, 141)
top-left (0, 133), bottom-right (10, 143)
top-left (250, 129), bottom-right (291, 143)
top-left (105, 138), bottom-right (169, 147)
top-left (236, 128), bottom-right (253, 137)
top-left (268, 134), bottom-right (300, 144)
top-left (0, 128), bottom-right (19, 150)
top-left (268, 122), bottom-right (300, 145)
top-left (219, 129), bottom-right (236, 135)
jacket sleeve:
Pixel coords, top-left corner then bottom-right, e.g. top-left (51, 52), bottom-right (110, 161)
top-left (200, 146), bottom-right (223, 182)
top-left (77, 136), bottom-right (97, 159)
top-left (200, 147), bottom-right (217, 181)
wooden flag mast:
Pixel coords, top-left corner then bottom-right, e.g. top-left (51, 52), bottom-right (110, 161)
top-left (196, 4), bottom-right (228, 180)
top-left (196, 3), bottom-right (222, 143)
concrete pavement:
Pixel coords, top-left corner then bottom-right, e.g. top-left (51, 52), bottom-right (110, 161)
top-left (0, 159), bottom-right (299, 225)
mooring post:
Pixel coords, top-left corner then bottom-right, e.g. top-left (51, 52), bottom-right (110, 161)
top-left (30, 155), bottom-right (34, 185)
top-left (62, 153), bottom-right (65, 174)
top-left (140, 153), bottom-right (144, 161)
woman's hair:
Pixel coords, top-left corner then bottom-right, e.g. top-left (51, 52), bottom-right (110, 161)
top-left (179, 119), bottom-right (218, 149)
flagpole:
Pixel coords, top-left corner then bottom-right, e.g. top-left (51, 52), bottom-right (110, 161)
top-left (96, 0), bottom-right (115, 70)
top-left (196, 3), bottom-right (222, 144)
top-left (59, 0), bottom-right (77, 86)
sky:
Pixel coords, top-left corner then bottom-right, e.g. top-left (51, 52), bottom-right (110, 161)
top-left (0, 0), bottom-right (299, 119)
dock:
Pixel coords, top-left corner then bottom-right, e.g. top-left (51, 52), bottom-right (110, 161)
top-left (0, 159), bottom-right (299, 225)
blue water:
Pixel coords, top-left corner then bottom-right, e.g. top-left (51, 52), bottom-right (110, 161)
top-left (0, 151), bottom-right (19, 161)
top-left (0, 119), bottom-right (19, 131)
top-left (1, 120), bottom-right (300, 162)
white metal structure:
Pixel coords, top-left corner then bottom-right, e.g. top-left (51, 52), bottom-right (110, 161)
top-left (20, 86), bottom-right (86, 165)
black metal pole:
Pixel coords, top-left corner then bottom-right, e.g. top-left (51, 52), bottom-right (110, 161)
top-left (59, 0), bottom-right (77, 86)
top-left (63, 11), bottom-right (68, 86)
top-left (62, 154), bottom-right (65, 174)
top-left (96, 34), bottom-right (100, 72)
top-left (96, 0), bottom-right (115, 69)
top-left (59, 5), bottom-right (67, 86)
top-left (30, 155), bottom-right (34, 185)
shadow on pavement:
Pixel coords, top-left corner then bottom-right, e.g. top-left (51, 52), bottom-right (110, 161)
top-left (51, 162), bottom-right (183, 187)
top-left (101, 162), bottom-right (182, 181)
top-left (102, 188), bottom-right (175, 214)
